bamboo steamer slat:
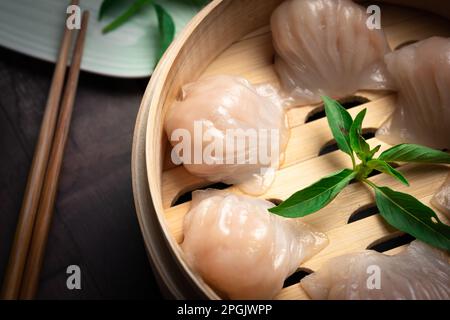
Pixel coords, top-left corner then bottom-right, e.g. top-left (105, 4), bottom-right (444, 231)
top-left (132, 0), bottom-right (450, 299)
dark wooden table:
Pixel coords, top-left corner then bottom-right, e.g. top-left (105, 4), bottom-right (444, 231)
top-left (0, 46), bottom-right (163, 299)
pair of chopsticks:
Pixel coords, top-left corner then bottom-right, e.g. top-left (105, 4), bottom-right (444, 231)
top-left (1, 0), bottom-right (89, 300)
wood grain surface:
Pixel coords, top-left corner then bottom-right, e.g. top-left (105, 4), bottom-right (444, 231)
top-left (1, 2), bottom-right (77, 299)
top-left (0, 46), bottom-right (162, 299)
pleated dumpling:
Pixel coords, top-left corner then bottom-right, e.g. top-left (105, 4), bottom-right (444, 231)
top-left (376, 37), bottom-right (450, 149)
top-left (181, 189), bottom-right (328, 299)
top-left (300, 241), bottom-right (450, 300)
top-left (432, 173), bottom-right (450, 219)
top-left (271, 0), bottom-right (394, 105)
top-left (164, 75), bottom-right (289, 195)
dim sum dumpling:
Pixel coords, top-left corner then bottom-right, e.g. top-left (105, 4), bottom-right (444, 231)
top-left (164, 75), bottom-right (289, 195)
top-left (432, 173), bottom-right (450, 219)
top-left (181, 189), bottom-right (328, 299)
top-left (300, 241), bottom-right (450, 300)
top-left (271, 0), bottom-right (394, 105)
top-left (376, 37), bottom-right (450, 149)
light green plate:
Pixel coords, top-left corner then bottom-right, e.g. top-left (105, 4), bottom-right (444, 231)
top-left (0, 0), bottom-right (203, 78)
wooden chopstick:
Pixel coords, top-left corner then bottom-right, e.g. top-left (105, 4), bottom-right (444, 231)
top-left (18, 11), bottom-right (90, 300)
top-left (1, 0), bottom-right (79, 300)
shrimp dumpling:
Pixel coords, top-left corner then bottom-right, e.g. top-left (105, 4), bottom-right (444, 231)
top-left (376, 37), bottom-right (450, 149)
top-left (181, 189), bottom-right (328, 299)
top-left (271, 0), bottom-right (394, 105)
top-left (164, 75), bottom-right (289, 195)
top-left (300, 241), bottom-right (450, 300)
top-left (432, 173), bottom-right (450, 219)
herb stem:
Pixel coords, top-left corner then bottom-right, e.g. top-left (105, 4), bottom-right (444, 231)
top-left (350, 154), bottom-right (356, 170)
top-left (362, 178), bottom-right (377, 189)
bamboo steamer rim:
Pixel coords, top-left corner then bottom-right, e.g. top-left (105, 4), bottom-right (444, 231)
top-left (140, 0), bottom-right (223, 299)
top-left (132, 0), bottom-right (450, 299)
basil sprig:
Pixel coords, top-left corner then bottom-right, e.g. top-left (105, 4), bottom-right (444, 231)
top-left (349, 108), bottom-right (371, 163)
top-left (269, 96), bottom-right (450, 251)
top-left (379, 144), bottom-right (450, 163)
top-left (323, 96), bottom-right (355, 166)
top-left (269, 169), bottom-right (356, 218)
top-left (373, 185), bottom-right (450, 250)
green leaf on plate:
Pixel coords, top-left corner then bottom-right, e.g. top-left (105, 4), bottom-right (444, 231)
top-left (268, 169), bottom-right (356, 218)
top-left (102, 0), bottom-right (152, 34)
top-left (190, 0), bottom-right (210, 7)
top-left (378, 143), bottom-right (450, 164)
top-left (373, 185), bottom-right (450, 251)
top-left (98, 0), bottom-right (121, 20)
top-left (322, 96), bottom-right (354, 158)
top-left (153, 3), bottom-right (175, 62)
top-left (367, 159), bottom-right (409, 186)
top-left (349, 108), bottom-right (371, 162)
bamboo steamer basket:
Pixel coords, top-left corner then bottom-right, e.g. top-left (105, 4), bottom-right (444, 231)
top-left (132, 0), bottom-right (450, 299)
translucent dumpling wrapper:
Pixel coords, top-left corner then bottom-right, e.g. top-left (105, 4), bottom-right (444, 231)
top-left (271, 0), bottom-right (394, 106)
top-left (181, 189), bottom-right (328, 299)
top-left (164, 75), bottom-right (290, 195)
top-left (300, 241), bottom-right (450, 300)
top-left (432, 173), bottom-right (450, 219)
top-left (376, 37), bottom-right (450, 149)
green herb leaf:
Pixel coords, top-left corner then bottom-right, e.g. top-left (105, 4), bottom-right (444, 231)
top-left (322, 96), bottom-right (354, 159)
top-left (367, 145), bottom-right (381, 160)
top-left (372, 185), bottom-right (450, 251)
top-left (153, 3), bottom-right (175, 62)
top-left (268, 169), bottom-right (356, 218)
top-left (98, 0), bottom-right (120, 20)
top-left (378, 144), bottom-right (450, 164)
top-left (367, 159), bottom-right (409, 186)
top-left (102, 0), bottom-right (152, 34)
top-left (349, 109), bottom-right (371, 162)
